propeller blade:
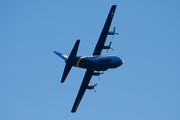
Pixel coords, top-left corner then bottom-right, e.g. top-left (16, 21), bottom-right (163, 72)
top-left (94, 84), bottom-right (97, 92)
top-left (114, 27), bottom-right (119, 35)
top-left (109, 41), bottom-right (112, 46)
top-left (113, 27), bottom-right (116, 32)
top-left (90, 81), bottom-right (93, 86)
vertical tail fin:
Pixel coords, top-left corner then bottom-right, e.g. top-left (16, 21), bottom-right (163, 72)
top-left (54, 40), bottom-right (80, 83)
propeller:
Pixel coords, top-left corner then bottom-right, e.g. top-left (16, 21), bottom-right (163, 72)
top-left (89, 82), bottom-right (97, 92)
top-left (107, 41), bottom-right (114, 53)
top-left (113, 27), bottom-right (119, 39)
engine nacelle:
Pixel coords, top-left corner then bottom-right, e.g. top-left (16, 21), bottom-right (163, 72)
top-left (86, 85), bottom-right (94, 89)
top-left (102, 46), bottom-right (111, 49)
top-left (86, 83), bottom-right (97, 90)
top-left (108, 27), bottom-right (119, 35)
top-left (108, 31), bottom-right (116, 35)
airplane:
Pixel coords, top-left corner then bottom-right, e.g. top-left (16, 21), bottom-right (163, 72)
top-left (54, 5), bottom-right (124, 113)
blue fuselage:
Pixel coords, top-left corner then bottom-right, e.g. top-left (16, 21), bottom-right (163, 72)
top-left (70, 56), bottom-right (124, 71)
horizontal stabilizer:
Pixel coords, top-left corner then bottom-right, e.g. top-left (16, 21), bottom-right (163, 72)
top-left (68, 40), bottom-right (80, 60)
top-left (53, 51), bottom-right (68, 61)
top-left (61, 63), bottom-right (72, 83)
top-left (54, 40), bottom-right (80, 83)
top-left (61, 40), bottom-right (80, 83)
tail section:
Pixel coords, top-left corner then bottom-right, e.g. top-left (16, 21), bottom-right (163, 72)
top-left (54, 40), bottom-right (80, 83)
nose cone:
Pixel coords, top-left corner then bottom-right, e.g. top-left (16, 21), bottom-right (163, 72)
top-left (121, 60), bottom-right (124, 65)
top-left (117, 58), bottom-right (124, 67)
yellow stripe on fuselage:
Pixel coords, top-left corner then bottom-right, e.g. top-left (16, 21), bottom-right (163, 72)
top-left (76, 56), bottom-right (86, 67)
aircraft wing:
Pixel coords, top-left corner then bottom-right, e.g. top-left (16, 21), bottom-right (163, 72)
top-left (93, 5), bottom-right (117, 55)
top-left (71, 70), bottom-right (94, 113)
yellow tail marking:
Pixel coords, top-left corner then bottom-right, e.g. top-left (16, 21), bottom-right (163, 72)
top-left (62, 55), bottom-right (68, 58)
top-left (76, 56), bottom-right (86, 67)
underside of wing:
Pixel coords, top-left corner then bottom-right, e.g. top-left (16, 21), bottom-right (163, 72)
top-left (71, 70), bottom-right (94, 113)
top-left (93, 5), bottom-right (117, 55)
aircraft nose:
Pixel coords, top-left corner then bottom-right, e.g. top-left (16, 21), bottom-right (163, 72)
top-left (121, 60), bottom-right (124, 65)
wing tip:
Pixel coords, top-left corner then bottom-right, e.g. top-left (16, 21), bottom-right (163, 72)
top-left (71, 110), bottom-right (76, 113)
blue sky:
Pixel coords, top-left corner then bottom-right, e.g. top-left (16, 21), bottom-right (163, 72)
top-left (0, 0), bottom-right (180, 120)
